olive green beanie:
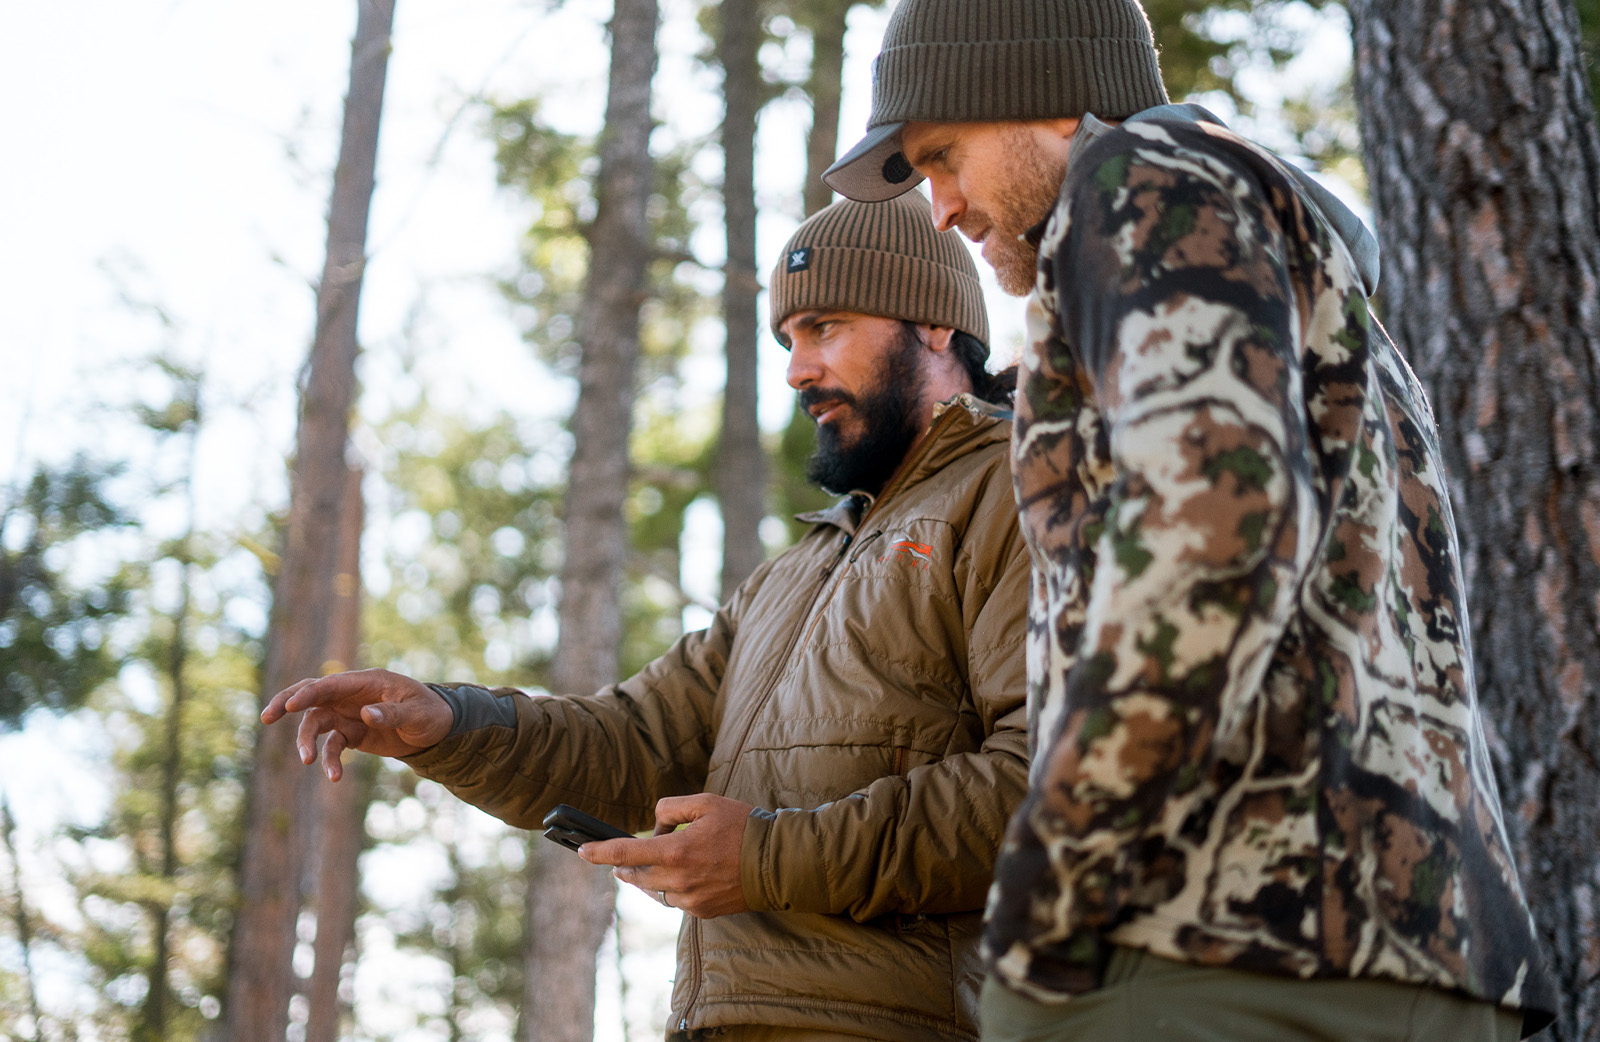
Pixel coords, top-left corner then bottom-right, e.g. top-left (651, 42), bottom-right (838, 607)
top-left (825, 0), bottom-right (1169, 201)
top-left (769, 192), bottom-right (989, 349)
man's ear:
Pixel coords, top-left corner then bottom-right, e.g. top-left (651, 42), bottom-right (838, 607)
top-left (1042, 116), bottom-right (1082, 141)
top-left (922, 325), bottom-right (956, 354)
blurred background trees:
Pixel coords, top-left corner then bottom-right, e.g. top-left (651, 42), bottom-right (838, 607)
top-left (1, 0), bottom-right (1596, 1039)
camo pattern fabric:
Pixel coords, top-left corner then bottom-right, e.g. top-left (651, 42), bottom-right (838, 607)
top-left (984, 116), bottom-right (1556, 1029)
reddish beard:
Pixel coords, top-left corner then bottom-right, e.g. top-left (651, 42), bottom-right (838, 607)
top-left (963, 126), bottom-right (1068, 296)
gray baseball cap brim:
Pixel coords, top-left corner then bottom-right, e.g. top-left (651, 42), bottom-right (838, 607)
top-left (822, 122), bottom-right (925, 203)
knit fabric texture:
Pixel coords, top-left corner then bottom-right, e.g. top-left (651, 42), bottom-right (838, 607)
top-left (870, 0), bottom-right (1169, 126)
top-left (769, 192), bottom-right (989, 348)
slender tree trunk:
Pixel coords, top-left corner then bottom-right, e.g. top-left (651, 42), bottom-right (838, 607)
top-left (226, 3), bottom-right (392, 1039)
top-left (1, 792), bottom-right (43, 1042)
top-left (444, 805), bottom-right (469, 1042)
top-left (717, 0), bottom-right (766, 598)
top-left (518, 1), bottom-right (658, 1039)
top-left (140, 403), bottom-right (201, 1042)
top-left (801, 4), bottom-right (847, 218)
top-left (305, 466), bottom-right (371, 1042)
top-left (1347, 1), bottom-right (1600, 1037)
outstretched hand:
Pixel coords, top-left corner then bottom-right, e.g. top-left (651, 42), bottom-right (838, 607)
top-left (260, 668), bottom-right (454, 781)
top-left (579, 794), bottom-right (753, 919)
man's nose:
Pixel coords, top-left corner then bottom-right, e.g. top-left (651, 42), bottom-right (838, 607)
top-left (927, 177), bottom-right (965, 233)
top-left (786, 346), bottom-right (822, 390)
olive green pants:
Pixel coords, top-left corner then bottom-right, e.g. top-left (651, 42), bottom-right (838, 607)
top-left (683, 1027), bottom-right (880, 1042)
top-left (980, 947), bottom-right (1524, 1042)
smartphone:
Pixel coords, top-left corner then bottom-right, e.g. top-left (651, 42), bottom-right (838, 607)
top-left (541, 803), bottom-right (632, 852)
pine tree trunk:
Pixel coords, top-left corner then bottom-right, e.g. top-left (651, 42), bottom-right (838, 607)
top-left (140, 411), bottom-right (200, 1042)
top-left (717, 0), bottom-right (767, 599)
top-left (1347, 1), bottom-right (1600, 1036)
top-left (226, 3), bottom-right (392, 1039)
top-left (305, 465), bottom-right (370, 1042)
top-left (517, 1), bottom-right (658, 1039)
top-left (801, 2), bottom-right (848, 218)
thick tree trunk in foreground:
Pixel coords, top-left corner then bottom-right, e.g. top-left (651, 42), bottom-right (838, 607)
top-left (226, 3), bottom-right (392, 1039)
top-left (1348, 1), bottom-right (1600, 1036)
top-left (717, 0), bottom-right (767, 599)
top-left (518, 1), bottom-right (658, 1039)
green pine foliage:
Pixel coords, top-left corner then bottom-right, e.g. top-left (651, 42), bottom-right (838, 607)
top-left (0, 458), bottom-right (133, 728)
top-left (27, 357), bottom-right (266, 1041)
top-left (71, 622), bottom-right (258, 1042)
top-left (364, 397), bottom-right (567, 689)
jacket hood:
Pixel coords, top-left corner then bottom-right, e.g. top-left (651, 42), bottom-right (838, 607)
top-left (1076, 104), bottom-right (1382, 297)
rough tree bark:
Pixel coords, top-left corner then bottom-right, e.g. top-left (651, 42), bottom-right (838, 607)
top-left (305, 465), bottom-right (371, 1042)
top-left (1347, 1), bottom-right (1600, 1037)
top-left (517, 1), bottom-right (658, 1039)
top-left (800, 1), bottom-right (848, 219)
top-left (717, 0), bottom-right (767, 598)
top-left (793, 0), bottom-right (889, 218)
top-left (225, 2), bottom-right (392, 1039)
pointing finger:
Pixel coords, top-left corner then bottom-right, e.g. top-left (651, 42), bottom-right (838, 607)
top-left (261, 677), bottom-right (317, 724)
top-left (282, 670), bottom-right (387, 714)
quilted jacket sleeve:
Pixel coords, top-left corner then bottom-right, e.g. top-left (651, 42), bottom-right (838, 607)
top-left (401, 562), bottom-right (773, 835)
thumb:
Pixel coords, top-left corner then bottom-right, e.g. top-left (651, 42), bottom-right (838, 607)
top-left (362, 680), bottom-right (451, 744)
top-left (360, 702), bottom-right (396, 727)
top-left (362, 693), bottom-right (422, 729)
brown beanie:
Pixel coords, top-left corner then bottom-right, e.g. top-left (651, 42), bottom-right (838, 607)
top-left (769, 192), bottom-right (989, 349)
top-left (825, 0), bottom-right (1169, 201)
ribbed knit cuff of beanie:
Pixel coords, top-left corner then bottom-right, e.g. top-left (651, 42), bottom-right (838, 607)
top-left (768, 192), bottom-right (989, 350)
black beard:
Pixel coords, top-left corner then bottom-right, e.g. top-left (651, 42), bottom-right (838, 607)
top-left (801, 325), bottom-right (926, 496)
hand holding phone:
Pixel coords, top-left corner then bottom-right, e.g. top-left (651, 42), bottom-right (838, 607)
top-left (541, 804), bottom-right (632, 852)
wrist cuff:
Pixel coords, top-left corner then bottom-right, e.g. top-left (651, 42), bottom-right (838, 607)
top-left (425, 683), bottom-right (519, 737)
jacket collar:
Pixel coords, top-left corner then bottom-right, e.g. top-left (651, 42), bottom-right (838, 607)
top-left (1025, 104), bottom-right (1381, 297)
top-left (796, 394), bottom-right (1012, 536)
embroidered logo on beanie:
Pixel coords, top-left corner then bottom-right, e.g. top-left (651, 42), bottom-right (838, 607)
top-left (786, 247), bottom-right (812, 273)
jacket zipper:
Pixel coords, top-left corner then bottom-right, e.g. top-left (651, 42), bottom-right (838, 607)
top-left (713, 405), bottom-right (962, 781)
top-left (676, 405), bottom-right (965, 1032)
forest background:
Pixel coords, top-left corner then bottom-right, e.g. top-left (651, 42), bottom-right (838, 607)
top-left (2, 1), bottom-right (1597, 1041)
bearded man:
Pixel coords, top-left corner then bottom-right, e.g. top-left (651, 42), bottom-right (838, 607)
top-left (263, 191), bottom-right (1029, 1042)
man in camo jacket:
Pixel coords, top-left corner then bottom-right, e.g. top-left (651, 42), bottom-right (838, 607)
top-left (825, 0), bottom-right (1558, 1038)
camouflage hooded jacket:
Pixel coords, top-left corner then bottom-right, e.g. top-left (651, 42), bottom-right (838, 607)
top-left (983, 106), bottom-right (1557, 1033)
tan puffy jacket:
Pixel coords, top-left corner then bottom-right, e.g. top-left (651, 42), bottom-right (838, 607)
top-left (405, 397), bottom-right (1029, 1041)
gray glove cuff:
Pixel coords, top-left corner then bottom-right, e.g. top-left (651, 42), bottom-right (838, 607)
top-left (425, 683), bottom-right (519, 737)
